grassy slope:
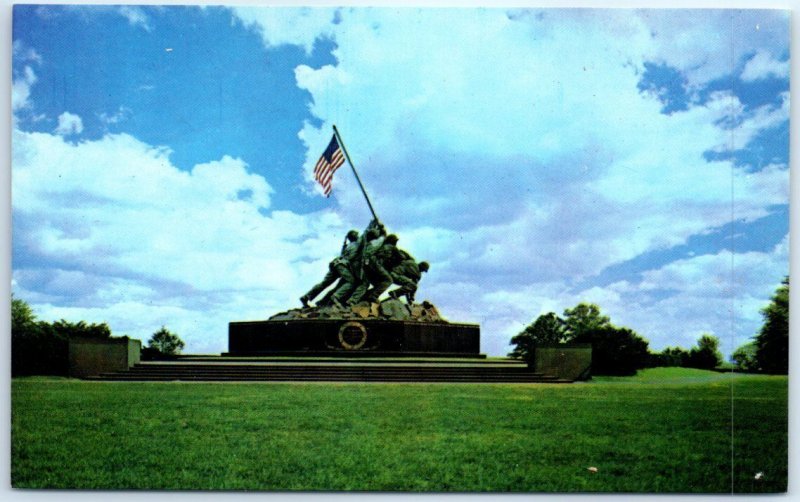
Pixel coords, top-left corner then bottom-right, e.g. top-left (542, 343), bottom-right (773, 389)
top-left (11, 369), bottom-right (788, 492)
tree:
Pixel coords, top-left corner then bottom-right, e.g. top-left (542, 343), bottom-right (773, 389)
top-left (562, 303), bottom-right (650, 375)
top-left (572, 325), bottom-right (650, 376)
top-left (649, 346), bottom-right (690, 367)
top-left (754, 277), bottom-right (789, 374)
top-left (147, 326), bottom-right (185, 356)
top-left (686, 334), bottom-right (723, 370)
top-left (563, 303), bottom-right (611, 339)
top-left (51, 319), bottom-right (112, 339)
top-left (510, 302), bottom-right (651, 375)
top-left (731, 341), bottom-right (758, 372)
top-left (11, 296), bottom-right (69, 376)
top-left (508, 312), bottom-right (566, 359)
top-left (11, 296), bottom-right (122, 376)
top-left (12, 294), bottom-right (37, 335)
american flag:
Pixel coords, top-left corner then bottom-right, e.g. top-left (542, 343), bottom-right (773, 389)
top-left (314, 135), bottom-right (346, 197)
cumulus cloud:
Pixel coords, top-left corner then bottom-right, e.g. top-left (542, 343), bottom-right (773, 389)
top-left (634, 9), bottom-right (789, 89)
top-left (12, 66), bottom-right (37, 112)
top-left (54, 112), bottom-right (84, 136)
top-left (470, 235), bottom-right (789, 356)
top-left (618, 236), bottom-right (790, 353)
top-left (118, 6), bottom-right (152, 31)
top-left (232, 8), bottom-right (789, 356)
top-left (12, 9), bottom-right (789, 356)
top-left (282, 9), bottom-right (788, 281)
top-left (234, 6), bottom-right (337, 54)
top-left (740, 50), bottom-right (790, 82)
top-left (12, 128), bottom-right (352, 353)
top-left (12, 40), bottom-right (43, 64)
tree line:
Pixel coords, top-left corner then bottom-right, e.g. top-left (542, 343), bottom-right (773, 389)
top-left (11, 276), bottom-right (788, 377)
top-left (11, 295), bottom-right (185, 377)
top-left (509, 276), bottom-right (789, 376)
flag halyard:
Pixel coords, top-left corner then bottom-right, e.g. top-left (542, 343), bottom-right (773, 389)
top-left (314, 135), bottom-right (346, 197)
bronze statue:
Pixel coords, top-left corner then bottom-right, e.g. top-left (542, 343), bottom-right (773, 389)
top-left (389, 259), bottom-right (429, 304)
top-left (301, 219), bottom-right (385, 308)
top-left (300, 218), bottom-right (430, 308)
top-left (300, 229), bottom-right (359, 308)
top-left (349, 233), bottom-right (402, 304)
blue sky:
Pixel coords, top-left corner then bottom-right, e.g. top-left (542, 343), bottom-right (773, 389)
top-left (11, 6), bottom-right (789, 356)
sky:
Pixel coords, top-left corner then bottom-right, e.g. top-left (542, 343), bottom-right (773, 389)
top-left (10, 5), bottom-right (790, 357)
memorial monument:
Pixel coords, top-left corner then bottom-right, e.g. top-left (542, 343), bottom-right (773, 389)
top-left (228, 126), bottom-right (481, 358)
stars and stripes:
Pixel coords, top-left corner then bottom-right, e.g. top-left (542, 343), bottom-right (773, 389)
top-left (314, 134), bottom-right (346, 197)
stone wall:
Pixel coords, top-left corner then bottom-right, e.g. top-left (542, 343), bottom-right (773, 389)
top-left (68, 337), bottom-right (141, 378)
top-left (533, 344), bottom-right (592, 381)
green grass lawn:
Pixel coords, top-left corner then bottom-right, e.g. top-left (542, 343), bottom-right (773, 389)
top-left (11, 368), bottom-right (787, 492)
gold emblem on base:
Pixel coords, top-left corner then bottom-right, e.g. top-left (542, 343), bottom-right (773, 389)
top-left (338, 321), bottom-right (368, 350)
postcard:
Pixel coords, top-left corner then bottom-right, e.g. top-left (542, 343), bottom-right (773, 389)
top-left (10, 4), bottom-right (790, 493)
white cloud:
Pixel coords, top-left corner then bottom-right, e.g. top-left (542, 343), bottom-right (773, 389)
top-left (118, 6), bottom-right (152, 32)
top-left (98, 106), bottom-right (132, 125)
top-left (12, 40), bottom-right (43, 64)
top-left (234, 6), bottom-right (337, 54)
top-left (230, 8), bottom-right (789, 356)
top-left (280, 9), bottom-right (789, 282)
top-left (740, 50), bottom-right (790, 81)
top-left (469, 235), bottom-right (789, 356)
top-left (54, 112), bottom-right (84, 136)
top-left (12, 66), bottom-right (37, 112)
top-left (625, 236), bottom-right (789, 354)
top-left (12, 9), bottom-right (789, 357)
top-left (12, 128), bottom-right (354, 353)
top-left (635, 9), bottom-right (789, 89)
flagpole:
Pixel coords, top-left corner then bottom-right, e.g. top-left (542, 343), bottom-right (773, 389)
top-left (332, 124), bottom-right (379, 222)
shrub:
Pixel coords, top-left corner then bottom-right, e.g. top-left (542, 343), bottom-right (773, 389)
top-left (686, 334), bottom-right (722, 370)
top-left (51, 319), bottom-right (112, 339)
top-left (147, 326), bottom-right (185, 357)
top-left (573, 326), bottom-right (650, 376)
top-left (649, 346), bottom-right (690, 367)
top-left (11, 296), bottom-right (116, 376)
top-left (731, 342), bottom-right (758, 372)
top-left (508, 312), bottom-right (566, 361)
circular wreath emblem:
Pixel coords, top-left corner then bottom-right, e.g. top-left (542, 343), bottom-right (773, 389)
top-left (338, 321), bottom-right (368, 350)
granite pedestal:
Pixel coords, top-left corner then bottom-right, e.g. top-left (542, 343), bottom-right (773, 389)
top-left (227, 318), bottom-right (482, 358)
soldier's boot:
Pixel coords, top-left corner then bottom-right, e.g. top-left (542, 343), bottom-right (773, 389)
top-left (300, 295), bottom-right (310, 308)
top-left (317, 294), bottom-right (331, 307)
top-left (388, 290), bottom-right (400, 300)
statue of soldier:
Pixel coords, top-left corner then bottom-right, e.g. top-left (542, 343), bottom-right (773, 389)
top-left (308, 219), bottom-right (385, 307)
top-left (299, 229), bottom-right (359, 308)
top-left (327, 219), bottom-right (385, 306)
top-left (350, 233), bottom-right (403, 304)
top-left (388, 258), bottom-right (429, 304)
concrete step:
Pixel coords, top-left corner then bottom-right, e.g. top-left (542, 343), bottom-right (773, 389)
top-left (126, 365), bottom-right (539, 372)
top-left (87, 359), bottom-right (572, 383)
top-left (117, 369), bottom-right (555, 378)
top-left (89, 375), bottom-right (570, 383)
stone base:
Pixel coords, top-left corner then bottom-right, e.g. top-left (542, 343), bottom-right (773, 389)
top-left (228, 319), bottom-right (481, 357)
top-left (532, 344), bottom-right (592, 381)
top-left (69, 337), bottom-right (141, 378)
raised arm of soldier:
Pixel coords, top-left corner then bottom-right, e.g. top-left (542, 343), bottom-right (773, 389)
top-left (365, 218), bottom-right (386, 240)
